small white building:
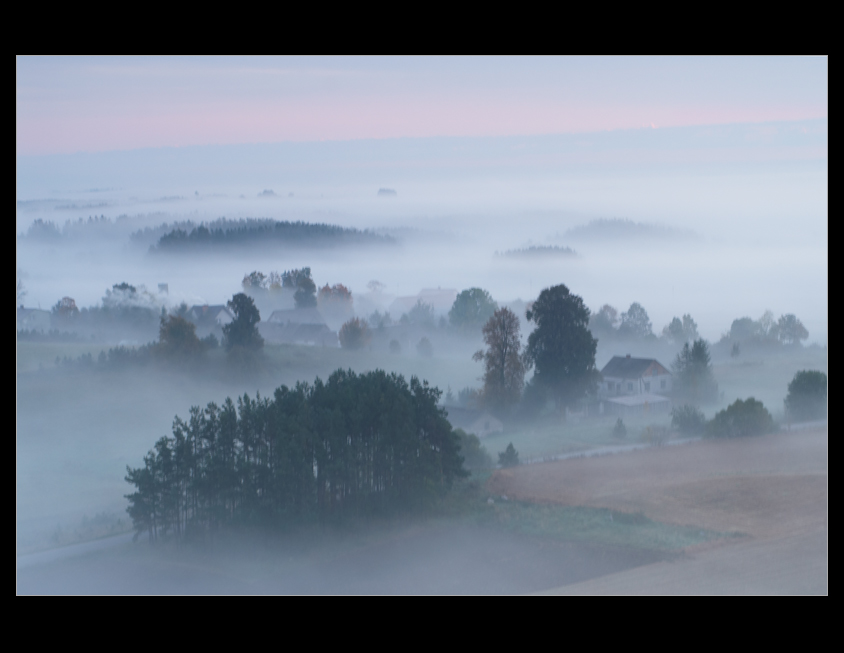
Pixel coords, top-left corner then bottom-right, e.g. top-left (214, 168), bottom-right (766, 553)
top-left (599, 355), bottom-right (673, 416)
top-left (600, 355), bottom-right (672, 397)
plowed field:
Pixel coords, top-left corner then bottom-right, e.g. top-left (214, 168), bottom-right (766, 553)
top-left (488, 428), bottom-right (828, 594)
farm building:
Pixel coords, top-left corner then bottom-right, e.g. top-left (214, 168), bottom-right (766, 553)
top-left (261, 308), bottom-right (339, 346)
top-left (599, 355), bottom-right (673, 416)
top-left (187, 304), bottom-right (234, 328)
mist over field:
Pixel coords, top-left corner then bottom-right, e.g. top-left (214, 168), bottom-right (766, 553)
top-left (17, 57), bottom-right (827, 594)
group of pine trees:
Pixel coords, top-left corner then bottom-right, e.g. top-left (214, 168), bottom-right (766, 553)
top-left (125, 369), bottom-right (466, 542)
top-left (152, 219), bottom-right (393, 252)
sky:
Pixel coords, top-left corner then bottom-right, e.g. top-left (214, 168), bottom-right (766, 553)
top-left (16, 56), bottom-right (827, 156)
top-left (15, 56), bottom-right (828, 343)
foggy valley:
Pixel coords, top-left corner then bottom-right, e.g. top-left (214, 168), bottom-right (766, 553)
top-left (16, 56), bottom-right (827, 594)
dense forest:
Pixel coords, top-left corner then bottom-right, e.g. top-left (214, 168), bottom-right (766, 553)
top-left (125, 369), bottom-right (466, 541)
top-left (151, 218), bottom-right (394, 252)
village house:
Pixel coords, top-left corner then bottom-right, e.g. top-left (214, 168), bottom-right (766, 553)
top-left (17, 306), bottom-right (52, 332)
top-left (187, 304), bottom-right (234, 328)
top-left (261, 307), bottom-right (339, 347)
top-left (598, 354), bottom-right (673, 416)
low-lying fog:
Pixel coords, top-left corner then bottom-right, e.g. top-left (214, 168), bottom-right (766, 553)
top-left (16, 120), bottom-right (827, 593)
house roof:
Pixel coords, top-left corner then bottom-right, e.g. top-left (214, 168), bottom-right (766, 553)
top-left (601, 356), bottom-right (670, 379)
top-left (188, 305), bottom-right (232, 320)
top-left (268, 308), bottom-right (326, 325)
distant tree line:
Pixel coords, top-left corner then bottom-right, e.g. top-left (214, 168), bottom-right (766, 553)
top-left (564, 218), bottom-right (697, 243)
top-left (494, 245), bottom-right (577, 259)
top-left (151, 219), bottom-right (394, 253)
top-left (20, 215), bottom-right (129, 241)
top-left (125, 370), bottom-right (466, 541)
top-left (720, 311), bottom-right (810, 354)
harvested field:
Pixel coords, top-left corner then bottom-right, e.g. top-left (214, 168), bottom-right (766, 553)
top-left (488, 428), bottom-right (828, 594)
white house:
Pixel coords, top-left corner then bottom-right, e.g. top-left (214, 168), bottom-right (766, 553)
top-left (600, 355), bottom-right (672, 396)
top-left (599, 355), bottom-right (672, 416)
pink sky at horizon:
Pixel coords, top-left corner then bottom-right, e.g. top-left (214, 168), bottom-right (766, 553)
top-left (16, 56), bottom-right (828, 156)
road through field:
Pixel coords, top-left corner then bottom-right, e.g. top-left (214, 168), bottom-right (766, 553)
top-left (488, 428), bottom-right (828, 594)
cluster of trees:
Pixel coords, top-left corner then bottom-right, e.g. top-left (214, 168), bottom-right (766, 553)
top-left (49, 284), bottom-right (165, 342)
top-left (152, 219), bottom-right (393, 253)
top-left (242, 267), bottom-right (317, 309)
top-left (671, 369), bottom-right (827, 437)
top-left (54, 293), bottom-right (264, 372)
top-left (590, 303), bottom-right (655, 340)
top-left (494, 246), bottom-right (577, 259)
top-left (722, 311), bottom-right (810, 353)
top-left (784, 370), bottom-right (827, 421)
top-left (590, 302), bottom-right (700, 346)
top-left (671, 339), bottom-right (718, 404)
top-left (672, 399), bottom-right (774, 437)
top-left (449, 288), bottom-right (497, 332)
top-left (150, 219), bottom-right (394, 252)
top-left (318, 283), bottom-right (354, 323)
top-left (125, 370), bottom-right (466, 541)
top-left (565, 218), bottom-right (695, 243)
top-left (469, 284), bottom-right (600, 418)
top-left (21, 215), bottom-right (120, 242)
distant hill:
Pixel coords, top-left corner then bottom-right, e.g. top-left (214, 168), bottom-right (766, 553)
top-left (148, 218), bottom-right (395, 253)
top-left (565, 218), bottom-right (697, 243)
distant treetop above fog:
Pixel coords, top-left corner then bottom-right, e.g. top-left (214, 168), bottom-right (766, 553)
top-left (495, 245), bottom-right (577, 259)
top-left (146, 218), bottom-right (395, 253)
top-left (564, 218), bottom-right (697, 242)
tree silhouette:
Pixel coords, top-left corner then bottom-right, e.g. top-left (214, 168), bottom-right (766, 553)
top-left (339, 317), bottom-right (371, 350)
top-left (125, 369), bottom-right (467, 539)
top-left (672, 339), bottom-right (718, 404)
top-left (449, 288), bottom-right (497, 332)
top-left (774, 314), bottom-right (809, 345)
top-left (473, 307), bottom-right (525, 413)
top-left (784, 370), bottom-right (827, 421)
top-left (619, 302), bottom-right (653, 339)
top-left (223, 293), bottom-right (264, 352)
top-left (525, 284), bottom-right (599, 414)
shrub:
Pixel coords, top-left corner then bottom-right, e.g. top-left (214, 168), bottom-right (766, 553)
top-left (706, 398), bottom-right (774, 438)
top-left (784, 370), bottom-right (827, 422)
top-left (612, 418), bottom-right (627, 438)
top-left (339, 317), bottom-right (371, 350)
top-left (454, 428), bottom-right (493, 471)
top-left (640, 425), bottom-right (669, 445)
top-left (498, 443), bottom-right (519, 468)
top-left (671, 404), bottom-right (706, 435)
